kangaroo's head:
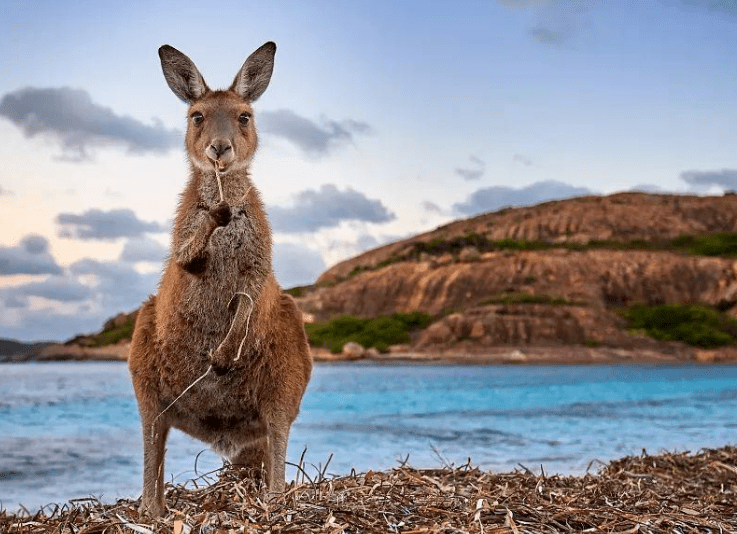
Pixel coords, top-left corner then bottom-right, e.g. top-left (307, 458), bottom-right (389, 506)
top-left (159, 42), bottom-right (276, 174)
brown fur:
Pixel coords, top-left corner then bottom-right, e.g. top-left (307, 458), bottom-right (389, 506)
top-left (128, 42), bottom-right (312, 517)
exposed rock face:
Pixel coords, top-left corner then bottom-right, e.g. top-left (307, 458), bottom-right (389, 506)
top-left (318, 192), bottom-right (737, 284)
top-left (299, 250), bottom-right (737, 321)
top-left (342, 341), bottom-right (366, 360)
top-left (297, 193), bottom-right (737, 355)
top-left (458, 246), bottom-right (480, 262)
top-left (34, 341), bottom-right (131, 361)
top-left (413, 305), bottom-right (660, 352)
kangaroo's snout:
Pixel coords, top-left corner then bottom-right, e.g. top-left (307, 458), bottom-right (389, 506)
top-left (210, 141), bottom-right (233, 158)
top-left (206, 139), bottom-right (234, 169)
top-left (208, 140), bottom-right (232, 158)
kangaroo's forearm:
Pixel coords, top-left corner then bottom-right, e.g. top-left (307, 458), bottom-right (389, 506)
top-left (175, 211), bottom-right (218, 273)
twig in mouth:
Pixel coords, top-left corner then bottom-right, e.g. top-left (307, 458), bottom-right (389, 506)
top-left (215, 169), bottom-right (225, 203)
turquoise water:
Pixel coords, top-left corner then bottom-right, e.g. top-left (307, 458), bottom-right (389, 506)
top-left (1, 361), bottom-right (736, 512)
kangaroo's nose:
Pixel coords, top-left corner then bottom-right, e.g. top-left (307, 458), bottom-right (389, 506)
top-left (210, 141), bottom-right (232, 158)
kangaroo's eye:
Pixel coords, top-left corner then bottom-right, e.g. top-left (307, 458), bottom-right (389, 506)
top-left (191, 112), bottom-right (204, 125)
top-left (238, 113), bottom-right (250, 126)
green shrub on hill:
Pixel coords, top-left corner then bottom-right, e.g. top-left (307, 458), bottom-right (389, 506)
top-left (413, 233), bottom-right (494, 255)
top-left (669, 233), bottom-right (737, 257)
top-left (337, 232), bottom-right (737, 284)
top-left (583, 239), bottom-right (656, 251)
top-left (284, 285), bottom-right (310, 298)
top-left (73, 314), bottom-right (136, 347)
top-left (92, 319), bottom-right (135, 347)
top-left (304, 311), bottom-right (434, 353)
top-left (411, 233), bottom-right (557, 257)
top-left (480, 292), bottom-right (576, 306)
top-left (493, 238), bottom-right (555, 252)
top-left (621, 304), bottom-right (737, 348)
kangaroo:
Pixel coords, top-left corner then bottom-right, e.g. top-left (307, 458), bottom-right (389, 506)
top-left (128, 42), bottom-right (312, 517)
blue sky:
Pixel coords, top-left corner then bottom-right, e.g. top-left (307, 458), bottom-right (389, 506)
top-left (1, 0), bottom-right (736, 341)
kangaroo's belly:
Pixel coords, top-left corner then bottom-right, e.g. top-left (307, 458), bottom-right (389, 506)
top-left (164, 371), bottom-right (268, 456)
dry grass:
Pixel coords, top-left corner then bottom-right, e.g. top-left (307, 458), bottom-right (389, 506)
top-left (2, 446), bottom-right (736, 533)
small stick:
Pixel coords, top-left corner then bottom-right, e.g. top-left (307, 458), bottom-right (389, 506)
top-left (217, 290), bottom-right (255, 364)
top-left (215, 169), bottom-right (225, 203)
top-left (234, 292), bottom-right (255, 362)
top-left (240, 186), bottom-right (253, 204)
top-left (150, 365), bottom-right (213, 441)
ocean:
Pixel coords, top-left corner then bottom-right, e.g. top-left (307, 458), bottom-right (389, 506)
top-left (1, 361), bottom-right (736, 513)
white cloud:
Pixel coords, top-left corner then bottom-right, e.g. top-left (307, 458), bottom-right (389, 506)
top-left (497, 0), bottom-right (596, 47)
top-left (454, 155), bottom-right (486, 181)
top-left (260, 109), bottom-right (372, 156)
top-left (421, 200), bottom-right (444, 214)
top-left (680, 169), bottom-right (737, 191)
top-left (119, 236), bottom-right (168, 263)
top-left (56, 209), bottom-right (166, 240)
top-left (2, 276), bottom-right (93, 305)
top-left (453, 180), bottom-right (591, 216)
top-left (0, 87), bottom-right (181, 161)
top-left (69, 258), bottom-right (158, 313)
top-left (269, 184), bottom-right (395, 233)
top-left (0, 253), bottom-right (158, 341)
top-left (0, 235), bottom-right (62, 275)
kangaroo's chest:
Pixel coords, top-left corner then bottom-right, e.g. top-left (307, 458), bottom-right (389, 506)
top-left (175, 212), bottom-right (268, 327)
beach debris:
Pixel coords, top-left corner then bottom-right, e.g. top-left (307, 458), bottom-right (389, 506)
top-left (2, 446), bottom-right (736, 533)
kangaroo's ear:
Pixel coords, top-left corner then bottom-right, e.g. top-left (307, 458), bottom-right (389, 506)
top-left (230, 42), bottom-right (276, 102)
top-left (158, 45), bottom-right (209, 104)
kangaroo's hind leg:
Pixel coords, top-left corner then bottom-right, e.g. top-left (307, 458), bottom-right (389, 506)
top-left (230, 435), bottom-right (270, 484)
top-left (230, 420), bottom-right (291, 493)
top-left (265, 417), bottom-right (292, 493)
top-left (140, 414), bottom-right (170, 516)
top-left (129, 296), bottom-right (170, 517)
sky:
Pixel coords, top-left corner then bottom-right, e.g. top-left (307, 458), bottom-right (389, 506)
top-left (0, 0), bottom-right (736, 341)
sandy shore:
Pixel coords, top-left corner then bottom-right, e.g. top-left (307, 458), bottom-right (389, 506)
top-left (311, 344), bottom-right (737, 365)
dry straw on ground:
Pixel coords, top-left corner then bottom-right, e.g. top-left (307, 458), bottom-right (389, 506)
top-left (2, 446), bottom-right (736, 533)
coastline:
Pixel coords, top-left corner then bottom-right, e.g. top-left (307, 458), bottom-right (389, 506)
top-left (326, 345), bottom-right (737, 365)
top-left (5, 340), bottom-right (737, 365)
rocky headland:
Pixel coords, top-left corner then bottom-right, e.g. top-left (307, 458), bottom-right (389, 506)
top-left (295, 191), bottom-right (737, 363)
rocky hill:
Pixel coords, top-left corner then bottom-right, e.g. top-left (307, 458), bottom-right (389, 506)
top-left (2, 312), bottom-right (136, 362)
top-left (294, 192), bottom-right (737, 362)
top-left (0, 339), bottom-right (54, 362)
top-left (18, 191), bottom-right (737, 363)
top-left (317, 192), bottom-right (737, 283)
